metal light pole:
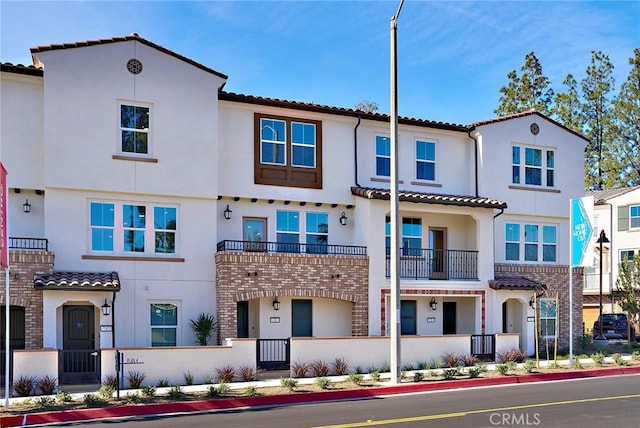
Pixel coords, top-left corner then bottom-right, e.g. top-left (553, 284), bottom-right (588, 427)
top-left (389, 0), bottom-right (404, 385)
top-left (595, 229), bottom-right (609, 341)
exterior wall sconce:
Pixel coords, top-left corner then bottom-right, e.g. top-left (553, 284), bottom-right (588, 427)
top-left (331, 273), bottom-right (341, 279)
top-left (429, 297), bottom-right (437, 311)
top-left (529, 296), bottom-right (535, 308)
top-left (23, 199), bottom-right (31, 213)
top-left (339, 211), bottom-right (348, 226)
top-left (223, 204), bottom-right (232, 220)
top-left (101, 298), bottom-right (111, 316)
top-left (272, 296), bottom-right (280, 311)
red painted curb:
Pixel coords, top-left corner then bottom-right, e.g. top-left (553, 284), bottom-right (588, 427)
top-left (3, 365), bottom-right (639, 427)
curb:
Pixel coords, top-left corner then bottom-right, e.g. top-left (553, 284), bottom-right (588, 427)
top-left (3, 365), bottom-right (640, 427)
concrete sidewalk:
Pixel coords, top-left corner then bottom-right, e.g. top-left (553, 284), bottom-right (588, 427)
top-left (3, 362), bottom-right (640, 427)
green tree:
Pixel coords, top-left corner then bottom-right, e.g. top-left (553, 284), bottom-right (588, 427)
top-left (495, 52), bottom-right (554, 116)
top-left (581, 51), bottom-right (616, 191)
top-left (552, 74), bottom-right (583, 134)
top-left (614, 253), bottom-right (640, 342)
top-left (190, 313), bottom-right (218, 346)
top-left (609, 48), bottom-right (640, 187)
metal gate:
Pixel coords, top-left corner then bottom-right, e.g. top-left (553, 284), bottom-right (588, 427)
top-left (256, 338), bottom-right (290, 370)
top-left (58, 349), bottom-right (101, 384)
top-left (471, 334), bottom-right (496, 362)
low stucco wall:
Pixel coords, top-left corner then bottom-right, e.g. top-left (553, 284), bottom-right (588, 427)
top-left (12, 348), bottom-right (58, 380)
top-left (495, 333), bottom-right (520, 359)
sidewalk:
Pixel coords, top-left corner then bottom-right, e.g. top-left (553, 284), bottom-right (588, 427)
top-left (3, 362), bottom-right (640, 427)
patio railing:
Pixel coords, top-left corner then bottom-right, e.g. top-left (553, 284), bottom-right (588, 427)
top-left (9, 237), bottom-right (49, 251)
top-left (217, 240), bottom-right (367, 256)
top-left (385, 247), bottom-right (478, 280)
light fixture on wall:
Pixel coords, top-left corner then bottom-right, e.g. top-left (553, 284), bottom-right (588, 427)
top-left (429, 297), bottom-right (437, 311)
top-left (529, 296), bottom-right (535, 308)
top-left (23, 199), bottom-right (31, 213)
top-left (339, 211), bottom-right (348, 226)
top-left (102, 298), bottom-right (111, 316)
top-left (223, 204), bottom-right (232, 220)
top-left (272, 296), bottom-right (280, 311)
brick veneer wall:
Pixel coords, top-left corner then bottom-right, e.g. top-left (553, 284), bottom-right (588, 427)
top-left (495, 263), bottom-right (583, 351)
top-left (0, 250), bottom-right (55, 349)
top-left (215, 252), bottom-right (369, 342)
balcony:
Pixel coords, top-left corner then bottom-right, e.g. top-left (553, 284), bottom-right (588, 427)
top-left (385, 248), bottom-right (478, 280)
top-left (216, 240), bottom-right (367, 256)
top-left (583, 272), bottom-right (611, 293)
top-left (9, 237), bottom-right (49, 251)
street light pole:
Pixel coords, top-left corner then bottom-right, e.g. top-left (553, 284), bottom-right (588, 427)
top-left (595, 229), bottom-right (609, 342)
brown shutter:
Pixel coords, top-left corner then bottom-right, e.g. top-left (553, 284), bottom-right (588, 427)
top-left (618, 205), bottom-right (629, 231)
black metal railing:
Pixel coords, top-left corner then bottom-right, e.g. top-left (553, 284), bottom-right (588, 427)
top-left (471, 334), bottom-right (496, 362)
top-left (385, 248), bottom-right (478, 280)
top-left (217, 240), bottom-right (367, 256)
top-left (9, 237), bottom-right (48, 251)
top-left (58, 349), bottom-right (101, 384)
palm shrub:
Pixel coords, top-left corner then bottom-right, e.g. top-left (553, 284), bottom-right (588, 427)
top-left (215, 365), bottom-right (236, 383)
top-left (183, 371), bottom-right (194, 385)
top-left (442, 353), bottom-right (460, 368)
top-left (141, 385), bottom-right (156, 397)
top-left (291, 361), bottom-right (310, 378)
top-left (310, 360), bottom-right (330, 377)
top-left (190, 312), bottom-right (218, 346)
top-left (127, 371), bottom-right (147, 389)
top-left (167, 385), bottom-right (183, 400)
top-left (36, 375), bottom-right (58, 395)
top-left (103, 374), bottom-right (119, 389)
top-left (332, 357), bottom-right (349, 375)
top-left (13, 375), bottom-right (37, 396)
top-left (239, 365), bottom-right (257, 381)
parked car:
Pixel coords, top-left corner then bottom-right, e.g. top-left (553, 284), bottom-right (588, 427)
top-left (592, 313), bottom-right (636, 341)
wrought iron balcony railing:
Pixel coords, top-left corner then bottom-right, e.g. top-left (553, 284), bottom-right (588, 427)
top-left (385, 247), bottom-right (478, 280)
top-left (216, 240), bottom-right (367, 256)
top-left (9, 237), bottom-right (49, 251)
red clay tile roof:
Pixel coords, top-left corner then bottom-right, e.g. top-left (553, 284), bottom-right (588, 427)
top-left (0, 62), bottom-right (43, 76)
top-left (489, 276), bottom-right (546, 291)
top-left (351, 186), bottom-right (508, 209)
top-left (34, 271), bottom-right (120, 291)
top-left (471, 109), bottom-right (589, 143)
top-left (29, 33), bottom-right (227, 81)
top-left (219, 91), bottom-right (469, 132)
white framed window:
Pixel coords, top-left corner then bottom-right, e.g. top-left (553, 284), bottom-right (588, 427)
top-left (505, 222), bottom-right (557, 262)
top-left (120, 102), bottom-right (150, 156)
top-left (620, 249), bottom-right (639, 261)
top-left (376, 136), bottom-right (390, 177)
top-left (512, 145), bottom-right (555, 187)
top-left (276, 210), bottom-right (300, 252)
top-left (291, 122), bottom-right (316, 168)
top-left (416, 140), bottom-right (436, 181)
top-left (631, 205), bottom-right (640, 229)
top-left (150, 303), bottom-right (178, 347)
top-left (385, 216), bottom-right (422, 256)
top-left (90, 201), bottom-right (177, 255)
top-left (260, 118), bottom-right (287, 165)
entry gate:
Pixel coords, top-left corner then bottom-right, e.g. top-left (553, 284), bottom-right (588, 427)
top-left (471, 334), bottom-right (496, 362)
top-left (58, 349), bottom-right (101, 384)
top-left (256, 338), bottom-right (290, 370)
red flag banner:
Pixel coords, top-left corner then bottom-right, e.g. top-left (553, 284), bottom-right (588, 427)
top-left (0, 162), bottom-right (7, 268)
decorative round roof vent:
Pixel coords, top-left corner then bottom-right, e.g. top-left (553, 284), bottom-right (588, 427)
top-left (127, 58), bottom-right (143, 75)
top-left (530, 123), bottom-right (540, 135)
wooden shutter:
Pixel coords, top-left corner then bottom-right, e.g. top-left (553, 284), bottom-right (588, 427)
top-left (618, 205), bottom-right (629, 231)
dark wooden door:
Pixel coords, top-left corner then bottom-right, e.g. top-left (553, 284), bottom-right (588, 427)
top-left (60, 305), bottom-right (100, 384)
top-left (237, 301), bottom-right (249, 338)
top-left (443, 302), bottom-right (457, 334)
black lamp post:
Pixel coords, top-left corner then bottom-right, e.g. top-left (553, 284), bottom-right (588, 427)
top-left (595, 229), bottom-right (609, 341)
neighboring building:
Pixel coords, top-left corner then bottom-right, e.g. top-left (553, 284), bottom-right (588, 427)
top-left (583, 185), bottom-right (640, 333)
top-left (1, 34), bottom-right (588, 377)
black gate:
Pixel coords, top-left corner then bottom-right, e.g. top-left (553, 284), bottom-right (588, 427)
top-left (59, 349), bottom-right (101, 384)
top-left (471, 334), bottom-right (496, 362)
top-left (1, 306), bottom-right (26, 386)
top-left (257, 338), bottom-right (290, 370)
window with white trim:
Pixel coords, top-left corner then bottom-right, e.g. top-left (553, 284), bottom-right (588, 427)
top-left (416, 140), bottom-right (436, 181)
top-left (505, 222), bottom-right (557, 262)
top-left (276, 210), bottom-right (300, 252)
top-left (631, 205), bottom-right (640, 228)
top-left (376, 136), bottom-right (390, 177)
top-left (512, 145), bottom-right (555, 187)
top-left (90, 202), bottom-right (177, 255)
top-left (150, 303), bottom-right (178, 347)
top-left (385, 216), bottom-right (422, 256)
top-left (621, 249), bottom-right (639, 261)
top-left (120, 103), bottom-right (150, 155)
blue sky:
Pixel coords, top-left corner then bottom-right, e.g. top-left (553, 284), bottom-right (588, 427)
top-left (1, 1), bottom-right (638, 125)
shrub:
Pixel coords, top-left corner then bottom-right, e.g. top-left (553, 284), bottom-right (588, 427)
top-left (442, 353), bottom-right (460, 368)
top-left (157, 379), bottom-right (169, 387)
top-left (432, 359), bottom-right (444, 369)
top-left (83, 393), bottom-right (108, 408)
top-left (206, 385), bottom-right (219, 398)
top-left (280, 377), bottom-right (298, 392)
top-left (167, 385), bottom-right (183, 400)
top-left (497, 348), bottom-right (527, 363)
top-left (416, 361), bottom-right (431, 370)
top-left (103, 374), bottom-right (118, 389)
top-left (467, 366), bottom-right (483, 378)
top-left (402, 363), bottom-right (415, 371)
top-left (496, 364), bottom-right (511, 375)
top-left (442, 368), bottom-right (459, 380)
top-left (239, 365), bottom-right (257, 382)
top-left (370, 371), bottom-right (380, 382)
top-left (215, 365), bottom-right (236, 383)
top-left (204, 375), bottom-right (214, 384)
top-left (346, 372), bottom-right (364, 385)
top-left (613, 353), bottom-right (629, 366)
top-left (591, 352), bottom-right (606, 367)
top-left (380, 361), bottom-right (391, 372)
top-left (13, 375), bottom-right (37, 396)
top-left (141, 385), bottom-right (156, 397)
top-left (36, 375), bottom-right (58, 395)
top-left (245, 385), bottom-right (258, 396)
top-left (127, 371), bottom-right (147, 389)
top-left (413, 372), bottom-right (424, 382)
top-left (190, 312), bottom-right (218, 346)
top-left (523, 359), bottom-right (536, 373)
top-left (332, 357), bottom-right (349, 375)
top-left (291, 361), bottom-right (310, 378)
top-left (572, 356), bottom-right (583, 369)
top-left (125, 392), bottom-right (141, 404)
top-left (217, 381), bottom-right (230, 395)
top-left (56, 390), bottom-right (74, 403)
top-left (183, 371), bottom-right (194, 385)
top-left (98, 385), bottom-right (114, 400)
top-left (632, 350), bottom-right (640, 361)
top-left (310, 360), bottom-right (330, 377)
top-left (577, 335), bottom-right (592, 353)
top-left (315, 377), bottom-right (332, 389)
top-left (36, 396), bottom-right (56, 407)
top-left (461, 354), bottom-right (479, 367)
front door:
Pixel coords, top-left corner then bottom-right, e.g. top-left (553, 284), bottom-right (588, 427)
top-left (292, 300), bottom-right (312, 337)
top-left (400, 300), bottom-right (417, 335)
top-left (237, 301), bottom-right (249, 338)
top-left (0, 306), bottom-right (26, 385)
top-left (429, 228), bottom-right (447, 279)
top-left (60, 305), bottom-right (100, 384)
top-left (443, 301), bottom-right (457, 334)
